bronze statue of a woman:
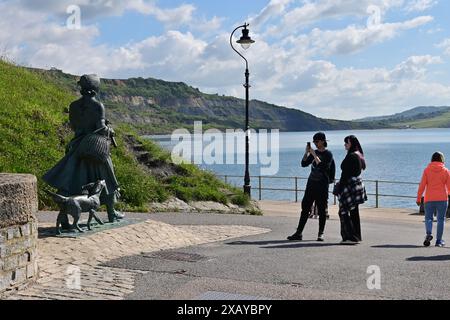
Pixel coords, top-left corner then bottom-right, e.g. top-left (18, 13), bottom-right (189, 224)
top-left (43, 74), bottom-right (124, 225)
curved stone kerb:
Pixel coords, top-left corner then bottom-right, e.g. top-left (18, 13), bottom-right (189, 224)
top-left (0, 174), bottom-right (38, 228)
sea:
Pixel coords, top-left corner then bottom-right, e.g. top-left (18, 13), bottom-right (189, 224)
top-left (145, 128), bottom-right (450, 209)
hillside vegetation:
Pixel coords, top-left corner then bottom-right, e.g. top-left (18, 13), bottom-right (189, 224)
top-left (356, 106), bottom-right (450, 129)
top-left (390, 110), bottom-right (450, 128)
top-left (0, 60), bottom-right (255, 213)
top-left (31, 67), bottom-right (450, 132)
top-left (32, 67), bottom-right (385, 134)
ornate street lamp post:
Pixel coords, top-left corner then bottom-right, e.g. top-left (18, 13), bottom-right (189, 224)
top-left (230, 23), bottom-right (255, 197)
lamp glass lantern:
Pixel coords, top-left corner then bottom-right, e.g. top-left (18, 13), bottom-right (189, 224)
top-left (236, 26), bottom-right (255, 50)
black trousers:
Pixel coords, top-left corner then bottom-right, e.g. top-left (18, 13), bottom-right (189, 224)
top-left (351, 206), bottom-right (361, 241)
top-left (339, 205), bottom-right (362, 241)
top-left (296, 183), bottom-right (328, 235)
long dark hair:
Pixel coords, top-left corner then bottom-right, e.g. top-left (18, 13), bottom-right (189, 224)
top-left (344, 135), bottom-right (367, 170)
top-left (345, 135), bottom-right (364, 155)
top-left (431, 151), bottom-right (445, 163)
top-left (345, 135), bottom-right (366, 170)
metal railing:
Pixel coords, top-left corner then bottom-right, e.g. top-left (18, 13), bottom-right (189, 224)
top-left (219, 175), bottom-right (418, 208)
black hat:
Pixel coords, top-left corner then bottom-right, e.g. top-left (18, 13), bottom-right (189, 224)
top-left (313, 132), bottom-right (327, 141)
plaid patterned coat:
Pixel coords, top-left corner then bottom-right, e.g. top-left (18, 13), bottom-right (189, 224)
top-left (337, 176), bottom-right (367, 215)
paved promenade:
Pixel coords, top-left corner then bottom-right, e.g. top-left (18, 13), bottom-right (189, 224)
top-left (7, 202), bottom-right (450, 300)
top-left (9, 213), bottom-right (269, 300)
top-left (259, 200), bottom-right (422, 222)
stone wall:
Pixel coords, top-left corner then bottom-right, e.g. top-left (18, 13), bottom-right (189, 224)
top-left (0, 174), bottom-right (39, 297)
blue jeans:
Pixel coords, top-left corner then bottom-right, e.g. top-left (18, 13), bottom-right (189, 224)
top-left (424, 201), bottom-right (448, 241)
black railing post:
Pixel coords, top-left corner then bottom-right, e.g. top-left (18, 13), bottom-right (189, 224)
top-left (259, 176), bottom-right (262, 200)
top-left (295, 177), bottom-right (298, 203)
top-left (376, 180), bottom-right (379, 208)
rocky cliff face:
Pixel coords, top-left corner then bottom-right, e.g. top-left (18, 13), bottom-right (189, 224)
top-left (31, 67), bottom-right (385, 134)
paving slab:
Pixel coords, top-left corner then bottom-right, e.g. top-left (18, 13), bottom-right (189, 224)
top-left (7, 207), bottom-right (450, 300)
top-left (8, 212), bottom-right (269, 300)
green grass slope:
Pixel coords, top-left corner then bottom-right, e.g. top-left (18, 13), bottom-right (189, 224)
top-left (0, 60), bottom-right (254, 213)
top-left (391, 110), bottom-right (450, 128)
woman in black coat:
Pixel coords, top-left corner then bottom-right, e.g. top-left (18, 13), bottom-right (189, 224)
top-left (336, 135), bottom-right (367, 244)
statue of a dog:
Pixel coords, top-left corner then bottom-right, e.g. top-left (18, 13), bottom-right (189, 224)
top-left (47, 180), bottom-right (106, 235)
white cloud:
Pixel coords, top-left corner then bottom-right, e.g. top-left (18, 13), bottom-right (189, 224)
top-left (190, 16), bottom-right (225, 35)
top-left (405, 0), bottom-right (438, 12)
top-left (307, 16), bottom-right (433, 56)
top-left (128, 1), bottom-right (196, 27)
top-left (267, 56), bottom-right (450, 120)
top-left (436, 38), bottom-right (450, 56)
top-left (2, 0), bottom-right (448, 121)
top-left (389, 55), bottom-right (442, 80)
top-left (16, 0), bottom-right (202, 29)
top-left (267, 0), bottom-right (406, 36)
top-left (426, 27), bottom-right (443, 34)
top-left (248, 0), bottom-right (294, 30)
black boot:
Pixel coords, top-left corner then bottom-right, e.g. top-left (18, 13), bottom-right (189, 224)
top-left (105, 192), bottom-right (124, 223)
top-left (287, 231), bottom-right (302, 241)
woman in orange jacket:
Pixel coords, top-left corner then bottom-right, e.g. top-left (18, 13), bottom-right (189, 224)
top-left (416, 152), bottom-right (450, 247)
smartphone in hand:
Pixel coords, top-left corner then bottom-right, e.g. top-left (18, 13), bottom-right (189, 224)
top-left (305, 142), bottom-right (311, 153)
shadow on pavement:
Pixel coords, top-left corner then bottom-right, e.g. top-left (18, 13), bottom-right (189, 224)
top-left (38, 226), bottom-right (57, 239)
top-left (226, 240), bottom-right (300, 246)
top-left (226, 240), bottom-right (344, 249)
top-left (261, 242), bottom-right (344, 249)
top-left (372, 245), bottom-right (423, 249)
top-left (406, 255), bottom-right (450, 261)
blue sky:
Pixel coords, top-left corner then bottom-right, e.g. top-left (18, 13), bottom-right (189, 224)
top-left (2, 0), bottom-right (450, 120)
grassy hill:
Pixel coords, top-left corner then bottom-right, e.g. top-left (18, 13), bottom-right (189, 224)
top-left (356, 106), bottom-right (450, 129)
top-left (0, 60), bottom-right (255, 213)
top-left (32, 67), bottom-right (450, 132)
top-left (30, 67), bottom-right (385, 134)
top-left (390, 111), bottom-right (450, 128)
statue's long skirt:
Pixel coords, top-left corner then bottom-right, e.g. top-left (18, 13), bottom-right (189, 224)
top-left (43, 137), bottom-right (119, 197)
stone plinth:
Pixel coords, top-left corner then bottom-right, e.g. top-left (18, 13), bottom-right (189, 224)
top-left (0, 174), bottom-right (38, 297)
top-left (0, 174), bottom-right (38, 228)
